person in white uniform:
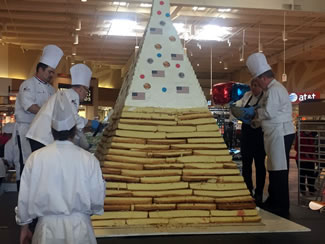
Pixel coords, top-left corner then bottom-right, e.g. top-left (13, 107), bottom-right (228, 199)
top-left (234, 79), bottom-right (266, 205)
top-left (246, 53), bottom-right (295, 217)
top-left (26, 64), bottom-right (100, 149)
top-left (16, 89), bottom-right (105, 244)
top-left (14, 45), bottom-right (63, 188)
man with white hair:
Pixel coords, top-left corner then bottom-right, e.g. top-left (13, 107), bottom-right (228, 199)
top-left (16, 90), bottom-right (105, 244)
top-left (26, 63), bottom-right (100, 149)
top-left (14, 44), bottom-right (63, 186)
top-left (246, 53), bottom-right (295, 217)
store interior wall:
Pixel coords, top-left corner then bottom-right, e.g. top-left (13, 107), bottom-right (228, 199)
top-left (2, 43), bottom-right (325, 107)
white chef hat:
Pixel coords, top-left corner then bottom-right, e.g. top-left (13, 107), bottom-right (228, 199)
top-left (70, 64), bottom-right (92, 88)
top-left (51, 91), bottom-right (76, 131)
top-left (39, 45), bottom-right (64, 69)
top-left (2, 123), bottom-right (15, 134)
top-left (246, 53), bottom-right (272, 78)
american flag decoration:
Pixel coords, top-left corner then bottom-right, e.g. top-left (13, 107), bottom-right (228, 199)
top-left (176, 86), bottom-right (189, 94)
top-left (152, 70), bottom-right (165, 77)
top-left (150, 27), bottom-right (163, 34)
top-left (132, 92), bottom-right (145, 100)
top-left (171, 53), bottom-right (183, 61)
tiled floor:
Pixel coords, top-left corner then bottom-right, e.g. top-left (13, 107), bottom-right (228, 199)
top-left (1, 156), bottom-right (324, 244)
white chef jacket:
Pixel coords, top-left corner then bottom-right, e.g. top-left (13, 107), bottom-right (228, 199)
top-left (26, 89), bottom-right (88, 146)
top-left (235, 91), bottom-right (261, 108)
top-left (15, 76), bottom-right (55, 163)
top-left (257, 79), bottom-right (295, 171)
top-left (16, 140), bottom-right (105, 244)
top-left (4, 137), bottom-right (20, 180)
top-left (232, 91), bottom-right (263, 128)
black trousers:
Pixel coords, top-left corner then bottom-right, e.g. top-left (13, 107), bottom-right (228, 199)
top-left (241, 124), bottom-right (266, 196)
top-left (16, 137), bottom-right (45, 191)
top-left (267, 133), bottom-right (295, 212)
top-left (16, 135), bottom-right (24, 192)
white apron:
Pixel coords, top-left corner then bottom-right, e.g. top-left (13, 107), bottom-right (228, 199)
top-left (263, 123), bottom-right (287, 171)
top-left (4, 136), bottom-right (20, 180)
top-left (32, 212), bottom-right (96, 244)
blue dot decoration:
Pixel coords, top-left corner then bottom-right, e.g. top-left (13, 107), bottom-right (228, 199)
top-left (165, 13), bottom-right (170, 17)
top-left (160, 21), bottom-right (166, 26)
top-left (147, 58), bottom-right (154, 64)
top-left (179, 72), bottom-right (185, 78)
top-left (162, 87), bottom-right (167, 93)
top-left (157, 53), bottom-right (162, 58)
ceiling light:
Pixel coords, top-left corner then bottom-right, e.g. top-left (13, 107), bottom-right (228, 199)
top-left (113, 1), bottom-right (127, 6)
top-left (223, 62), bottom-right (228, 70)
top-left (173, 23), bottom-right (185, 33)
top-left (108, 19), bottom-right (137, 36)
top-left (197, 63), bottom-right (200, 67)
top-left (72, 46), bottom-right (77, 56)
top-left (75, 19), bottom-right (81, 31)
top-left (218, 8), bottom-right (231, 12)
top-left (140, 3), bottom-right (152, 8)
top-left (195, 25), bottom-right (232, 41)
top-left (81, 0), bottom-right (87, 2)
top-left (197, 7), bottom-right (206, 11)
top-left (0, 32), bottom-right (2, 41)
top-left (192, 6), bottom-right (198, 11)
top-left (227, 39), bottom-right (231, 46)
top-left (74, 34), bottom-right (79, 45)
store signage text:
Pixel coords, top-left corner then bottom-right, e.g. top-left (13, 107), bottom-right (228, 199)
top-left (289, 92), bottom-right (320, 104)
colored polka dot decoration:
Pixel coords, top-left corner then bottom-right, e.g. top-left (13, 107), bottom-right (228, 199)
top-left (162, 87), bottom-right (167, 93)
top-left (163, 61), bottom-right (170, 68)
top-left (155, 44), bottom-right (162, 50)
top-left (176, 64), bottom-right (181, 68)
top-left (157, 53), bottom-right (162, 58)
top-left (147, 58), bottom-right (154, 64)
top-left (140, 74), bottom-right (145, 79)
top-left (165, 13), bottom-right (170, 17)
top-left (179, 72), bottom-right (185, 78)
top-left (169, 36), bottom-right (176, 42)
top-left (143, 83), bottom-right (151, 90)
top-left (157, 11), bottom-right (162, 15)
top-left (160, 1), bottom-right (164, 5)
top-left (160, 21), bottom-right (166, 26)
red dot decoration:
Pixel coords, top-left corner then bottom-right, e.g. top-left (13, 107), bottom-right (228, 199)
top-left (160, 1), bottom-right (165, 5)
top-left (140, 74), bottom-right (145, 79)
top-left (157, 11), bottom-right (162, 15)
top-left (176, 64), bottom-right (181, 68)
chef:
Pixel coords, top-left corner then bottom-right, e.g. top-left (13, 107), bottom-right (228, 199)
top-left (26, 63), bottom-right (100, 149)
top-left (16, 89), bottom-right (105, 244)
top-left (14, 44), bottom-right (63, 180)
top-left (246, 53), bottom-right (295, 217)
top-left (234, 78), bottom-right (266, 205)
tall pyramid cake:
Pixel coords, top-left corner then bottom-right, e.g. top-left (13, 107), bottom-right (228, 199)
top-left (93, 0), bottom-right (260, 228)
